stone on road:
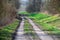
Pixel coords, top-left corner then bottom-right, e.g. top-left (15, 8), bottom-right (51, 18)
top-left (26, 17), bottom-right (54, 40)
top-left (14, 17), bottom-right (26, 40)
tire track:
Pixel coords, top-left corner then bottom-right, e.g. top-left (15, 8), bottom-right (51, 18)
top-left (24, 20), bottom-right (40, 40)
top-left (26, 17), bottom-right (54, 40)
top-left (14, 17), bottom-right (26, 40)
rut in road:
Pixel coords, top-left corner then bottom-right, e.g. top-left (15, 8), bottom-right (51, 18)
top-left (26, 17), bottom-right (54, 40)
top-left (14, 17), bottom-right (26, 40)
top-left (14, 17), bottom-right (54, 40)
top-left (24, 20), bottom-right (41, 40)
top-left (14, 17), bottom-right (40, 40)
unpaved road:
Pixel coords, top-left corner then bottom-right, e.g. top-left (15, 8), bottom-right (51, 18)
top-left (26, 17), bottom-right (54, 40)
top-left (14, 17), bottom-right (26, 40)
top-left (14, 17), bottom-right (55, 40)
top-left (14, 17), bottom-right (40, 40)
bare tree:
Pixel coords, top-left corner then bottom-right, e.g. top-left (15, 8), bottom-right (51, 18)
top-left (26, 0), bottom-right (41, 13)
top-left (0, 0), bottom-right (20, 28)
top-left (41, 0), bottom-right (60, 14)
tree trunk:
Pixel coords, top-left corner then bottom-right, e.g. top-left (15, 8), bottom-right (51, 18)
top-left (0, 0), bottom-right (20, 28)
top-left (41, 0), bottom-right (60, 14)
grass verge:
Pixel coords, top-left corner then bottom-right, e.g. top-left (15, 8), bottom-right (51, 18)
top-left (28, 13), bottom-right (60, 35)
top-left (0, 19), bottom-right (19, 40)
top-left (24, 20), bottom-right (35, 36)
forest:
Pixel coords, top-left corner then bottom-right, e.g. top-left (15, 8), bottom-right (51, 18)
top-left (0, 0), bottom-right (60, 40)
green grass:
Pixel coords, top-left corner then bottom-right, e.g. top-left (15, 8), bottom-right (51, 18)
top-left (28, 13), bottom-right (60, 34)
top-left (24, 20), bottom-right (40, 40)
top-left (17, 11), bottom-right (60, 34)
top-left (18, 11), bottom-right (28, 14)
top-left (29, 13), bottom-right (50, 20)
top-left (24, 20), bottom-right (38, 39)
top-left (48, 19), bottom-right (60, 28)
top-left (40, 22), bottom-right (58, 31)
top-left (0, 19), bottom-right (19, 40)
top-left (24, 20), bottom-right (33, 34)
top-left (39, 15), bottom-right (60, 23)
top-left (34, 19), bottom-right (60, 35)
